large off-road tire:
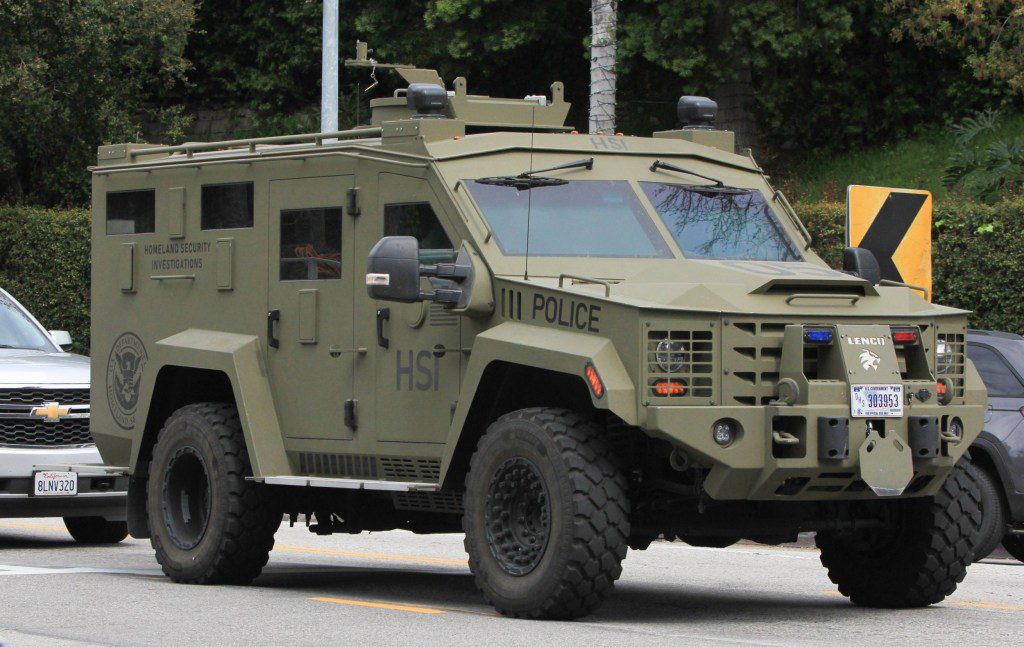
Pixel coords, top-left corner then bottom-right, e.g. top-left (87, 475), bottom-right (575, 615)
top-left (967, 462), bottom-right (1007, 561)
top-left (63, 516), bottom-right (129, 544)
top-left (816, 461), bottom-right (981, 608)
top-left (148, 402), bottom-right (281, 584)
top-left (463, 408), bottom-right (630, 619)
top-left (1002, 534), bottom-right (1024, 563)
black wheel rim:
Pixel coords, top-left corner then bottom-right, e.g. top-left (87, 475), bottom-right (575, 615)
top-left (484, 457), bottom-right (551, 576)
top-left (162, 445), bottom-right (212, 550)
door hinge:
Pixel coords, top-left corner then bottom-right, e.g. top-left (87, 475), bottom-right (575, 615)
top-left (347, 187), bottom-right (361, 217)
top-left (344, 399), bottom-right (358, 430)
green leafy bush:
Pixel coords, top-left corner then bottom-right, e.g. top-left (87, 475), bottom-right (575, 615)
top-left (796, 199), bottom-right (1024, 334)
top-left (0, 207), bottom-right (91, 354)
top-left (942, 110), bottom-right (1024, 203)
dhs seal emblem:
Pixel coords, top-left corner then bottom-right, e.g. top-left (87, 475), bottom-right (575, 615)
top-left (106, 332), bottom-right (148, 430)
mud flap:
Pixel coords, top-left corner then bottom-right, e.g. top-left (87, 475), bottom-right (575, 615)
top-left (858, 425), bottom-right (913, 496)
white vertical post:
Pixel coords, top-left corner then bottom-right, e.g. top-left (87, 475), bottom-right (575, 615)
top-left (321, 0), bottom-right (339, 134)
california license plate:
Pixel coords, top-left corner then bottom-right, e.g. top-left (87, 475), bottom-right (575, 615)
top-left (850, 384), bottom-right (904, 418)
top-left (32, 471), bottom-right (78, 497)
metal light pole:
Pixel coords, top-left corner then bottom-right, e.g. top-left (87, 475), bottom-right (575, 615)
top-left (321, 0), bottom-right (339, 134)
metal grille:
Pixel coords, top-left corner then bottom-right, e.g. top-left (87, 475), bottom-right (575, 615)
top-left (646, 329), bottom-right (714, 401)
top-left (392, 491), bottom-right (463, 514)
top-left (725, 321), bottom-right (786, 406)
top-left (937, 332), bottom-right (966, 398)
top-left (0, 419), bottom-right (92, 447)
top-left (0, 389), bottom-right (89, 406)
top-left (380, 457), bottom-right (441, 481)
top-left (296, 452), bottom-right (378, 478)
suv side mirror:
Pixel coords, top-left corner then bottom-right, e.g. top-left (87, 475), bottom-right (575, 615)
top-left (366, 236), bottom-right (423, 303)
top-left (49, 330), bottom-right (73, 351)
top-left (842, 247), bottom-right (881, 285)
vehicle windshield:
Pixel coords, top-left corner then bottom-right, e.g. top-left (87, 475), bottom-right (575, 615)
top-left (640, 182), bottom-right (801, 261)
top-left (465, 180), bottom-right (672, 258)
top-left (0, 293), bottom-right (54, 351)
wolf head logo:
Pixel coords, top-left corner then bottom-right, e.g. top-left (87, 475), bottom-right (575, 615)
top-left (859, 348), bottom-right (881, 371)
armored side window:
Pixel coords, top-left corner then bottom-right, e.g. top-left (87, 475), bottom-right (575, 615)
top-left (383, 203), bottom-right (454, 264)
top-left (201, 182), bottom-right (254, 230)
top-left (279, 207), bottom-right (343, 280)
top-left (106, 189), bottom-right (155, 235)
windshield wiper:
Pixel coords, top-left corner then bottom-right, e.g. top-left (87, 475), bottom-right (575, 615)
top-left (650, 159), bottom-right (727, 188)
top-left (477, 157), bottom-right (594, 191)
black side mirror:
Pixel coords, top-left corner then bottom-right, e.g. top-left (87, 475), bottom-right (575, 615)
top-left (842, 247), bottom-right (881, 285)
top-left (366, 236), bottom-right (423, 302)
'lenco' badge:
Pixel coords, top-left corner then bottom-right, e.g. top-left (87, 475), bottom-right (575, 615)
top-left (366, 273), bottom-right (390, 286)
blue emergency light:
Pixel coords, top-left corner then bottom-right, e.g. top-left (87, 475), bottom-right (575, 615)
top-left (804, 328), bottom-right (833, 344)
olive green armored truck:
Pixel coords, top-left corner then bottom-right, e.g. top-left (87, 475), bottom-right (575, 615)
top-left (89, 50), bottom-right (985, 619)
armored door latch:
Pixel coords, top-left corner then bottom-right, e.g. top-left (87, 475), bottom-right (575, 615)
top-left (347, 187), bottom-right (361, 216)
top-left (344, 399), bottom-right (358, 430)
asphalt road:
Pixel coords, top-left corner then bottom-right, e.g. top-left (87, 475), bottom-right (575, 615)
top-left (0, 519), bottom-right (1020, 647)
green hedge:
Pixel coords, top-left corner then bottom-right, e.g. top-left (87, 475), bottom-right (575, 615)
top-left (0, 207), bottom-right (91, 354)
top-left (0, 200), bottom-right (1022, 356)
top-left (796, 200), bottom-right (1024, 335)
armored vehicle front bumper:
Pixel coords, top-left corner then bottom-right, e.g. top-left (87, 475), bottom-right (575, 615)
top-left (644, 401), bottom-right (984, 501)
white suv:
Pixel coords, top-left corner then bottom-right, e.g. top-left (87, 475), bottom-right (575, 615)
top-left (0, 287), bottom-right (127, 543)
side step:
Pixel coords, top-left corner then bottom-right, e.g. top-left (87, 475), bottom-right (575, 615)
top-left (249, 475), bottom-right (440, 493)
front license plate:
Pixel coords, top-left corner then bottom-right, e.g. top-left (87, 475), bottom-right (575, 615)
top-left (850, 384), bottom-right (904, 418)
top-left (32, 471), bottom-right (78, 497)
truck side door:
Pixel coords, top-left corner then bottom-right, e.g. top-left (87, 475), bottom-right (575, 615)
top-left (267, 175), bottom-right (354, 441)
top-left (355, 172), bottom-right (462, 447)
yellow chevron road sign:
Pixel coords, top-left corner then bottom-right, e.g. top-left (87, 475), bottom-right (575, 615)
top-left (846, 185), bottom-right (932, 300)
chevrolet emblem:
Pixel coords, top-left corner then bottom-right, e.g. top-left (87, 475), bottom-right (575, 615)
top-left (31, 402), bottom-right (70, 422)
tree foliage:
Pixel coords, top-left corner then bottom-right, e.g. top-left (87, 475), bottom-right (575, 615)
top-left (887, 0), bottom-right (1024, 95)
top-left (617, 1), bottom-right (1008, 149)
top-left (0, 0), bottom-right (195, 206)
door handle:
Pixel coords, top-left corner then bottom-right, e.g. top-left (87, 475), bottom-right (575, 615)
top-left (376, 307), bottom-right (390, 349)
top-left (267, 309), bottom-right (280, 349)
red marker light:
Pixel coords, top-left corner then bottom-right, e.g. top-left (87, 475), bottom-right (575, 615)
top-left (891, 328), bottom-right (919, 344)
top-left (654, 380), bottom-right (687, 396)
top-left (585, 363), bottom-right (604, 399)
top-left (937, 381), bottom-right (948, 396)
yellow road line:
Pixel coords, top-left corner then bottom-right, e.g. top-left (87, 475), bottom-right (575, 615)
top-left (947, 599), bottom-right (1024, 612)
top-left (274, 544), bottom-right (467, 566)
top-left (310, 596), bottom-right (445, 614)
top-left (0, 521), bottom-right (66, 532)
top-left (818, 589), bottom-right (1022, 612)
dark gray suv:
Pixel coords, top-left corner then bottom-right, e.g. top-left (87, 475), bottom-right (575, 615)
top-left (966, 330), bottom-right (1024, 561)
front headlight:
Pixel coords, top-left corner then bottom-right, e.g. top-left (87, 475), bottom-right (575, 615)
top-left (655, 339), bottom-right (689, 373)
top-left (936, 339), bottom-right (953, 374)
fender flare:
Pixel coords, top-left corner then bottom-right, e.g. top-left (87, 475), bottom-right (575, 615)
top-left (439, 322), bottom-right (636, 485)
top-left (131, 329), bottom-right (289, 477)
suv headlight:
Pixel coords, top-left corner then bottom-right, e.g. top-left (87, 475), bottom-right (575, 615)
top-left (655, 340), bottom-right (689, 373)
top-left (936, 339), bottom-right (953, 374)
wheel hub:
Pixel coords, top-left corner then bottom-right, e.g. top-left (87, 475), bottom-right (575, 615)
top-left (161, 445), bottom-right (212, 550)
top-left (484, 457), bottom-right (551, 576)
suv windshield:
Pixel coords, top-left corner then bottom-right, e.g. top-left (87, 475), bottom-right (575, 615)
top-left (466, 180), bottom-right (672, 258)
top-left (640, 182), bottom-right (801, 261)
top-left (0, 293), bottom-right (54, 351)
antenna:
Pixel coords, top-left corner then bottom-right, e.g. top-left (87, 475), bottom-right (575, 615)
top-left (524, 106), bottom-right (536, 280)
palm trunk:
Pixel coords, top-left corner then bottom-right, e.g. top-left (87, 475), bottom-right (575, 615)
top-left (589, 0), bottom-right (617, 134)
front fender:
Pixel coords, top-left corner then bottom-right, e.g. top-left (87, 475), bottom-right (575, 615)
top-left (439, 322), bottom-right (635, 484)
top-left (133, 329), bottom-right (289, 477)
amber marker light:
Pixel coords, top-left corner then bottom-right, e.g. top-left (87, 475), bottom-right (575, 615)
top-left (584, 363), bottom-right (605, 399)
top-left (654, 380), bottom-right (687, 396)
